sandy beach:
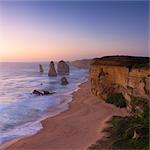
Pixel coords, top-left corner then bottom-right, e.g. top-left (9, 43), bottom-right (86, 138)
top-left (5, 81), bottom-right (128, 150)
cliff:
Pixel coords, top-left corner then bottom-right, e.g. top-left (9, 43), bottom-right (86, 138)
top-left (90, 56), bottom-right (150, 111)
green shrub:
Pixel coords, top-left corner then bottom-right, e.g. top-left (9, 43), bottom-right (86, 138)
top-left (106, 93), bottom-right (127, 108)
top-left (88, 99), bottom-right (149, 150)
top-left (110, 102), bottom-right (149, 150)
top-left (130, 97), bottom-right (148, 115)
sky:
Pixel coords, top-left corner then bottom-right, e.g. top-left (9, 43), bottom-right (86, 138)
top-left (0, 1), bottom-right (149, 62)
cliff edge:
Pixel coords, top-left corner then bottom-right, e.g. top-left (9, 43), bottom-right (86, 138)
top-left (90, 56), bottom-right (150, 111)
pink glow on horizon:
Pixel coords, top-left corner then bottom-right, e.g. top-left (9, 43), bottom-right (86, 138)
top-left (0, 1), bottom-right (148, 62)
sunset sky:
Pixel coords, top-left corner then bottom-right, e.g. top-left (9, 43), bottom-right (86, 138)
top-left (0, 1), bottom-right (149, 62)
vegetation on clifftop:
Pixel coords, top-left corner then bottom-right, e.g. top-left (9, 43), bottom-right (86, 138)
top-left (106, 93), bottom-right (127, 108)
top-left (110, 107), bottom-right (149, 150)
top-left (91, 56), bottom-right (149, 69)
top-left (88, 99), bottom-right (149, 150)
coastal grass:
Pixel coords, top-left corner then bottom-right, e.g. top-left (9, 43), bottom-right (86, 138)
top-left (88, 100), bottom-right (149, 150)
top-left (110, 104), bottom-right (149, 150)
top-left (106, 93), bottom-right (126, 108)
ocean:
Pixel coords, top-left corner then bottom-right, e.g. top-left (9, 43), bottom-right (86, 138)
top-left (0, 62), bottom-right (88, 144)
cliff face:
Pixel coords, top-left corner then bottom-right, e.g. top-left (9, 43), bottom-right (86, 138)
top-left (90, 56), bottom-right (150, 111)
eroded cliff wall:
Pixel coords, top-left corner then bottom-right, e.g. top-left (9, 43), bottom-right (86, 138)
top-left (90, 56), bottom-right (150, 111)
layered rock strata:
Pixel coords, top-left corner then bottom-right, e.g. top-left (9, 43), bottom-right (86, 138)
top-left (90, 56), bottom-right (150, 111)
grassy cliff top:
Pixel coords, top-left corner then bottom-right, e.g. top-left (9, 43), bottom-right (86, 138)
top-left (91, 56), bottom-right (149, 69)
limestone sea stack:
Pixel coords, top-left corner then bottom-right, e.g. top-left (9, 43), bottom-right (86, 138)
top-left (48, 61), bottom-right (57, 77)
top-left (57, 60), bottom-right (69, 75)
top-left (39, 64), bottom-right (44, 73)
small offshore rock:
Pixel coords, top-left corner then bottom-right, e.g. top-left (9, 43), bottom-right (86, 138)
top-left (43, 90), bottom-right (55, 95)
top-left (32, 90), bottom-right (55, 96)
top-left (61, 77), bottom-right (69, 85)
top-left (32, 90), bottom-right (43, 96)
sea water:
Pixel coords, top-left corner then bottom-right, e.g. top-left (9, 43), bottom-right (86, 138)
top-left (0, 62), bottom-right (88, 144)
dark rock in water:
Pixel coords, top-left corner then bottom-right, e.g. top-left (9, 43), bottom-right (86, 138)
top-left (61, 77), bottom-right (69, 85)
top-left (43, 90), bottom-right (50, 95)
top-left (39, 64), bottom-right (44, 73)
top-left (32, 90), bottom-right (43, 96)
top-left (43, 90), bottom-right (55, 95)
top-left (48, 61), bottom-right (57, 77)
top-left (57, 60), bottom-right (69, 75)
top-left (32, 90), bottom-right (55, 96)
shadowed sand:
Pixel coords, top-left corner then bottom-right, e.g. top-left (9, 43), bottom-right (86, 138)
top-left (6, 81), bottom-right (128, 150)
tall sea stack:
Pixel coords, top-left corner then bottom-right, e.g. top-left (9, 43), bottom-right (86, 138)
top-left (48, 61), bottom-right (57, 77)
top-left (57, 60), bottom-right (69, 75)
top-left (39, 64), bottom-right (44, 73)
